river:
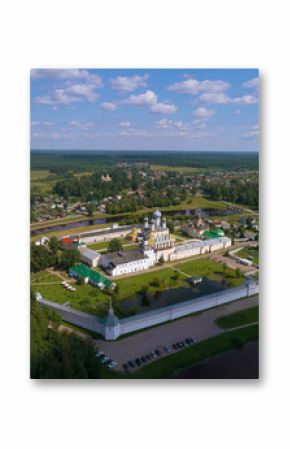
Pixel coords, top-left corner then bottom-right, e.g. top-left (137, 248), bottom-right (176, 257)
top-left (31, 207), bottom-right (236, 236)
top-left (171, 341), bottom-right (259, 379)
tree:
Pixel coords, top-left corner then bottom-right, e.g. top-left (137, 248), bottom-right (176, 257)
top-left (108, 238), bottom-right (123, 252)
top-left (60, 248), bottom-right (80, 270)
top-left (87, 204), bottom-right (95, 217)
top-left (167, 221), bottom-right (175, 233)
top-left (48, 236), bottom-right (59, 253)
top-left (235, 268), bottom-right (242, 278)
top-left (31, 244), bottom-right (51, 272)
top-left (30, 295), bottom-right (100, 379)
top-left (222, 263), bottom-right (227, 275)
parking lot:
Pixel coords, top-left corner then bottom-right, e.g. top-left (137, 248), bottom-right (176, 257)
top-left (94, 295), bottom-right (259, 371)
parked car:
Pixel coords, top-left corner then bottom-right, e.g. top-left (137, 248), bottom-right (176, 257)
top-left (163, 346), bottom-right (172, 353)
top-left (108, 361), bottom-right (118, 369)
top-left (96, 350), bottom-right (105, 357)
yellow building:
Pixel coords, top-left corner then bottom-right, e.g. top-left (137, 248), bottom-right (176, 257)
top-left (143, 211), bottom-right (175, 251)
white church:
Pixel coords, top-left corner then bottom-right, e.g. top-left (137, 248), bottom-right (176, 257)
top-left (99, 210), bottom-right (231, 276)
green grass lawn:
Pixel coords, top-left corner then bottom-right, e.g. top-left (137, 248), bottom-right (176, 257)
top-left (173, 231), bottom-right (194, 240)
top-left (100, 324), bottom-right (259, 379)
top-left (31, 281), bottom-right (109, 317)
top-left (87, 239), bottom-right (138, 251)
top-left (236, 246), bottom-right (259, 264)
top-left (31, 271), bottom-right (60, 284)
top-left (215, 306), bottom-right (259, 329)
top-left (115, 258), bottom-right (244, 302)
top-left (175, 258), bottom-right (244, 287)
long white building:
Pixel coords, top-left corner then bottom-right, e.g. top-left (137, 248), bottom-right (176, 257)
top-left (76, 210), bottom-right (232, 276)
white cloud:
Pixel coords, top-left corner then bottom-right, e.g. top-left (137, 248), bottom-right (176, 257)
top-left (31, 69), bottom-right (102, 86)
top-left (118, 121), bottom-right (131, 128)
top-left (150, 102), bottom-right (177, 114)
top-left (242, 77), bottom-right (259, 89)
top-left (199, 92), bottom-right (258, 105)
top-left (192, 107), bottom-right (215, 119)
top-left (156, 118), bottom-right (173, 129)
top-left (122, 90), bottom-right (157, 106)
top-left (156, 118), bottom-right (192, 130)
top-left (167, 78), bottom-right (230, 95)
top-left (120, 129), bottom-right (148, 137)
top-left (243, 124), bottom-right (259, 138)
top-left (121, 90), bottom-right (177, 114)
top-left (100, 102), bottom-right (117, 111)
top-left (68, 121), bottom-right (96, 129)
top-left (109, 74), bottom-right (148, 92)
top-left (35, 83), bottom-right (100, 105)
top-left (30, 121), bottom-right (53, 127)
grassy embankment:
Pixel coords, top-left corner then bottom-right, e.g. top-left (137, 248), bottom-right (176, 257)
top-left (215, 306), bottom-right (259, 329)
top-left (235, 246), bottom-right (259, 264)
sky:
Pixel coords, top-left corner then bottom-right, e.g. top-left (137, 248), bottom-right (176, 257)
top-left (30, 68), bottom-right (259, 151)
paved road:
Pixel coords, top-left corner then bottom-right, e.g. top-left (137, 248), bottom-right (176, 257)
top-left (94, 295), bottom-right (259, 370)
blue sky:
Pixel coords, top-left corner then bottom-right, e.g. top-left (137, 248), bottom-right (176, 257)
top-left (30, 68), bottom-right (259, 151)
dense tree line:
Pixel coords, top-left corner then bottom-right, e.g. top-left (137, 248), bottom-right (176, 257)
top-left (31, 150), bottom-right (259, 173)
top-left (202, 179), bottom-right (259, 207)
top-left (31, 297), bottom-right (100, 379)
top-left (53, 170), bottom-right (132, 200)
top-left (31, 240), bottom-right (80, 272)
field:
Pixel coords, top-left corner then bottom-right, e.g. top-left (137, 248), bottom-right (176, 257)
top-left (30, 170), bottom-right (52, 181)
top-left (215, 306), bottom-right (259, 329)
top-left (150, 164), bottom-right (209, 173)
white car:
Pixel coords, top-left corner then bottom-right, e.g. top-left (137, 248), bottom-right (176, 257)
top-left (108, 361), bottom-right (118, 369)
top-left (100, 356), bottom-right (109, 364)
top-left (96, 351), bottom-right (104, 357)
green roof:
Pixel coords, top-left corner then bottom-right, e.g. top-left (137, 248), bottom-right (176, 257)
top-left (212, 227), bottom-right (225, 236)
top-left (69, 263), bottom-right (112, 287)
top-left (204, 231), bottom-right (220, 240)
top-left (204, 228), bottom-right (225, 240)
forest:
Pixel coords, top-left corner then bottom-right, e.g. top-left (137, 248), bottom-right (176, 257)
top-left (202, 178), bottom-right (259, 208)
top-left (31, 150), bottom-right (259, 174)
top-left (30, 296), bottom-right (100, 379)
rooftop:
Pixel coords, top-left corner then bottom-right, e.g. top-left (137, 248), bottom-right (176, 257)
top-left (105, 249), bottom-right (148, 267)
top-left (69, 224), bottom-right (136, 239)
top-left (69, 263), bottom-right (112, 287)
top-left (78, 246), bottom-right (100, 260)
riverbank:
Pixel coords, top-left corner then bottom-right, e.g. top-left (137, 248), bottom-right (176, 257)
top-left (171, 340), bottom-right (259, 379)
